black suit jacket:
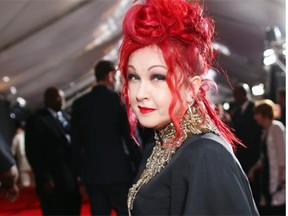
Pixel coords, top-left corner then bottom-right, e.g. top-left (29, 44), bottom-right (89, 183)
top-left (0, 99), bottom-right (15, 172)
top-left (71, 85), bottom-right (141, 184)
top-left (230, 101), bottom-right (262, 173)
top-left (25, 108), bottom-right (77, 192)
top-left (0, 134), bottom-right (15, 173)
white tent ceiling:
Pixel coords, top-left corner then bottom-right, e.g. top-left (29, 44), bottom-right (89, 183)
top-left (0, 0), bottom-right (286, 110)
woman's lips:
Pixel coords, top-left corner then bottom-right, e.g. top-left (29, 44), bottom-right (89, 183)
top-left (138, 106), bottom-right (156, 114)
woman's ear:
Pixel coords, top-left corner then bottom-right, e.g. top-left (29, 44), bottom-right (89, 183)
top-left (185, 76), bottom-right (202, 104)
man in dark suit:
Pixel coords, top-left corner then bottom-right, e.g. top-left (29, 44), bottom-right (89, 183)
top-left (230, 83), bottom-right (262, 203)
top-left (0, 98), bottom-right (19, 202)
top-left (71, 60), bottom-right (141, 216)
top-left (25, 87), bottom-right (81, 215)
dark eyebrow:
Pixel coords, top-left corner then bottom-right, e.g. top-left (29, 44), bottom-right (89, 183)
top-left (147, 65), bottom-right (168, 71)
top-left (127, 65), bottom-right (167, 71)
top-left (127, 65), bottom-right (135, 70)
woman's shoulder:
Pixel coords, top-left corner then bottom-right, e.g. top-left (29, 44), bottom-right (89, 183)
top-left (175, 133), bottom-right (236, 166)
top-left (170, 133), bottom-right (242, 179)
top-left (271, 120), bottom-right (285, 131)
top-left (181, 133), bottom-right (232, 155)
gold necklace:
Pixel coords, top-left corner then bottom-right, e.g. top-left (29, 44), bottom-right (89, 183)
top-left (127, 105), bottom-right (218, 216)
top-left (127, 131), bottom-right (184, 216)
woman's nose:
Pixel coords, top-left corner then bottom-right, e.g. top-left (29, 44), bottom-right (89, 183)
top-left (136, 81), bottom-right (149, 101)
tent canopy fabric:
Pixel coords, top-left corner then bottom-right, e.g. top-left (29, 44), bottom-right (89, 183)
top-left (0, 0), bottom-right (285, 109)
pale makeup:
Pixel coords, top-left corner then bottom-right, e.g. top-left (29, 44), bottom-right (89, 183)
top-left (127, 46), bottom-right (185, 129)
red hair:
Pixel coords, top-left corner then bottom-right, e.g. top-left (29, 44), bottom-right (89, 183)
top-left (119, 0), bottom-right (240, 149)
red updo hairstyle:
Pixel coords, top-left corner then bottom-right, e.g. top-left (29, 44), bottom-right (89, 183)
top-left (119, 0), bottom-right (240, 149)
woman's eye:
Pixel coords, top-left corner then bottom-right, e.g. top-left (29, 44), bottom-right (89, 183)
top-left (127, 73), bottom-right (139, 81)
top-left (151, 74), bottom-right (166, 81)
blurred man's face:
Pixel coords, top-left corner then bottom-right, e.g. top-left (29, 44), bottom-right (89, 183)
top-left (254, 113), bottom-right (271, 128)
top-left (108, 70), bottom-right (116, 88)
top-left (233, 89), bottom-right (247, 105)
top-left (47, 89), bottom-right (65, 111)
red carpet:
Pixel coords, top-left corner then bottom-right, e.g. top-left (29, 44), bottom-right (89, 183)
top-left (0, 187), bottom-right (116, 216)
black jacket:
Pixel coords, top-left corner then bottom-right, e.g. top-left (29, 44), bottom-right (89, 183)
top-left (0, 134), bottom-right (15, 173)
top-left (0, 99), bottom-right (15, 172)
top-left (71, 85), bottom-right (142, 184)
top-left (230, 101), bottom-right (262, 173)
top-left (25, 108), bottom-right (77, 192)
top-left (132, 133), bottom-right (259, 216)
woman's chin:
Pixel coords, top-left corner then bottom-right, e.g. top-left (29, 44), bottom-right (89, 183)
top-left (138, 119), bottom-right (171, 130)
top-left (138, 121), bottom-right (157, 129)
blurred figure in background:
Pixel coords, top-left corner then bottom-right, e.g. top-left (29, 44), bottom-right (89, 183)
top-left (0, 134), bottom-right (19, 202)
top-left (214, 103), bottom-right (231, 125)
top-left (25, 87), bottom-right (81, 215)
top-left (71, 60), bottom-right (142, 216)
top-left (0, 98), bottom-right (19, 202)
top-left (230, 83), bottom-right (262, 203)
top-left (11, 121), bottom-right (33, 187)
top-left (249, 99), bottom-right (285, 215)
top-left (276, 88), bottom-right (286, 126)
top-left (231, 83), bottom-right (262, 172)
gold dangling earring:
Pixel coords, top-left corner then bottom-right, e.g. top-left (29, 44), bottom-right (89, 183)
top-left (188, 104), bottom-right (197, 125)
top-left (187, 103), bottom-right (198, 127)
top-left (188, 104), bottom-right (193, 118)
top-left (187, 96), bottom-right (194, 118)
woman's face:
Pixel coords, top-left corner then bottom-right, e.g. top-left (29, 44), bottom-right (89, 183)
top-left (254, 113), bottom-right (270, 128)
top-left (254, 113), bottom-right (264, 127)
top-left (127, 46), bottom-right (182, 129)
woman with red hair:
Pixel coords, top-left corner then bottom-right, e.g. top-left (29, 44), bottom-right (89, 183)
top-left (119, 0), bottom-right (259, 215)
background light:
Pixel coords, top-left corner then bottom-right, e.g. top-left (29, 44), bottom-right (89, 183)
top-left (16, 97), bottom-right (27, 107)
top-left (204, 68), bottom-right (217, 80)
top-left (263, 54), bottom-right (277, 65)
top-left (3, 76), bottom-right (10, 82)
top-left (212, 42), bottom-right (231, 56)
top-left (10, 86), bottom-right (17, 95)
top-left (252, 84), bottom-right (265, 96)
top-left (223, 102), bottom-right (230, 111)
top-left (263, 48), bottom-right (275, 57)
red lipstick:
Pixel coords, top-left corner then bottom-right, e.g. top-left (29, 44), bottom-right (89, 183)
top-left (138, 106), bottom-right (156, 114)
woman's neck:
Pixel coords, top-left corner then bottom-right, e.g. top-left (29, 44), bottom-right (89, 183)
top-left (155, 104), bottom-right (219, 148)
